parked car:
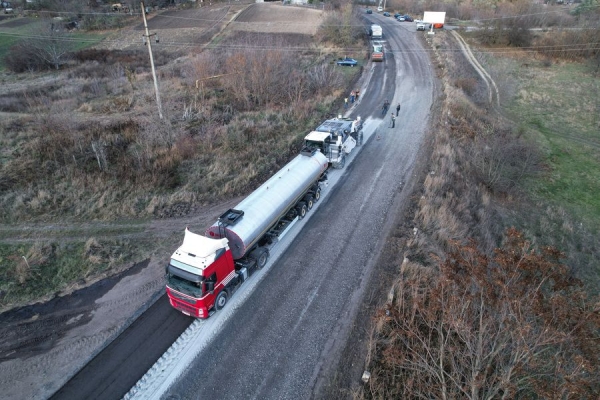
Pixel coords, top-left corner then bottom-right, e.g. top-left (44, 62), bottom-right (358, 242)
top-left (377, 6), bottom-right (383, 12)
top-left (416, 22), bottom-right (430, 31)
top-left (383, 11), bottom-right (390, 17)
top-left (366, 8), bottom-right (372, 14)
top-left (336, 57), bottom-right (358, 67)
top-left (394, 13), bottom-right (402, 18)
top-left (396, 15), bottom-right (405, 21)
top-left (403, 15), bottom-right (414, 22)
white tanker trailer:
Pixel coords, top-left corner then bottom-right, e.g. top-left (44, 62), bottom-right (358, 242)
top-left (165, 149), bottom-right (328, 318)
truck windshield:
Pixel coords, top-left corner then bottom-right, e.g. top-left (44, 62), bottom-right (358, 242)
top-left (304, 140), bottom-right (324, 150)
top-left (167, 274), bottom-right (204, 298)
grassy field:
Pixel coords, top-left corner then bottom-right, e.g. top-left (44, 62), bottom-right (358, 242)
top-left (0, 232), bottom-right (164, 308)
top-left (0, 17), bottom-right (106, 70)
top-left (505, 61), bottom-right (600, 231)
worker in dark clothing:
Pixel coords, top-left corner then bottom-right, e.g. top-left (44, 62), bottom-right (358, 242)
top-left (381, 99), bottom-right (389, 116)
top-left (396, 103), bottom-right (401, 116)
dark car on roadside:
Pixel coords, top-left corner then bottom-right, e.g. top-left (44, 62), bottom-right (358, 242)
top-left (336, 57), bottom-right (358, 67)
top-left (383, 11), bottom-right (390, 17)
top-left (366, 8), bottom-right (372, 14)
top-left (394, 13), bottom-right (402, 18)
top-left (402, 15), bottom-right (414, 22)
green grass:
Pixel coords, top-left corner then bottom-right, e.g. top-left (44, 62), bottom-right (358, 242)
top-left (0, 17), bottom-right (107, 70)
top-left (506, 62), bottom-right (600, 230)
top-left (0, 234), bottom-right (159, 309)
top-left (0, 241), bottom-right (91, 307)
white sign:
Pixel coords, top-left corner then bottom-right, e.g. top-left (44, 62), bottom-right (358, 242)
top-left (423, 11), bottom-right (446, 24)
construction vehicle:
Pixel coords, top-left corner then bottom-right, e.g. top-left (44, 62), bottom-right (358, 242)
top-left (166, 150), bottom-right (328, 318)
top-left (303, 117), bottom-right (363, 169)
top-left (372, 41), bottom-right (384, 62)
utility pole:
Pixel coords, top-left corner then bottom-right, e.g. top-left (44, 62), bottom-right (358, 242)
top-left (141, 1), bottom-right (163, 119)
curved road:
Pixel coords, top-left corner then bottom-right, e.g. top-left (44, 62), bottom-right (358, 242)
top-left (51, 14), bottom-right (434, 400)
top-left (164, 16), bottom-right (434, 400)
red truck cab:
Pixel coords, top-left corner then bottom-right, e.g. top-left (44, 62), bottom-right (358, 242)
top-left (166, 228), bottom-right (236, 318)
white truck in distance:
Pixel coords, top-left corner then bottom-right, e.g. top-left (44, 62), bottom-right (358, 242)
top-left (370, 24), bottom-right (382, 39)
top-left (303, 117), bottom-right (363, 169)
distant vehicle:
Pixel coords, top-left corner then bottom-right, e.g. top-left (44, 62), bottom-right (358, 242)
top-left (416, 21), bottom-right (430, 31)
top-left (377, 6), bottom-right (383, 12)
top-left (372, 41), bottom-right (384, 62)
top-left (336, 57), bottom-right (358, 67)
top-left (394, 13), bottom-right (402, 18)
top-left (4, 7), bottom-right (13, 14)
top-left (396, 16), bottom-right (405, 21)
top-left (403, 15), bottom-right (414, 22)
top-left (370, 24), bottom-right (383, 39)
top-left (366, 8), bottom-right (372, 14)
top-left (383, 12), bottom-right (390, 17)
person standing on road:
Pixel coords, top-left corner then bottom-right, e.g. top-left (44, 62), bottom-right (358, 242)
top-left (344, 97), bottom-right (348, 109)
top-left (396, 103), bottom-right (401, 116)
top-left (381, 99), bottom-right (389, 116)
top-left (355, 89), bottom-right (360, 101)
top-left (390, 113), bottom-right (396, 128)
top-left (350, 91), bottom-right (355, 103)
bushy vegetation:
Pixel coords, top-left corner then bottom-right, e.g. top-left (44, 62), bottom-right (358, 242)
top-left (0, 18), bottom-right (360, 308)
top-left (0, 33), bottom-right (348, 223)
top-left (366, 229), bottom-right (599, 399)
top-left (317, 3), bottom-right (367, 48)
top-left (359, 6), bottom-right (600, 397)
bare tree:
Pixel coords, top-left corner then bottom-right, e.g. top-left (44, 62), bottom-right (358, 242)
top-left (367, 229), bottom-right (600, 399)
top-left (35, 23), bottom-right (73, 70)
top-left (6, 22), bottom-right (73, 72)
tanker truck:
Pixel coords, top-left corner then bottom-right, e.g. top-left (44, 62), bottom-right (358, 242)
top-left (165, 149), bottom-right (328, 318)
top-left (303, 117), bottom-right (363, 169)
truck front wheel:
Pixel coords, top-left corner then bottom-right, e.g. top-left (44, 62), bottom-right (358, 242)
top-left (314, 188), bottom-right (321, 202)
top-left (215, 290), bottom-right (228, 310)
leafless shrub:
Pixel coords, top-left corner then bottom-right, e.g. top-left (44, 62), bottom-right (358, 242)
top-left (471, 127), bottom-right (542, 193)
top-left (5, 23), bottom-right (73, 73)
top-left (454, 77), bottom-right (477, 96)
top-left (316, 4), bottom-right (365, 47)
top-left (535, 26), bottom-right (600, 62)
top-left (0, 94), bottom-right (30, 113)
top-left (366, 229), bottom-right (600, 399)
top-left (9, 242), bottom-right (55, 284)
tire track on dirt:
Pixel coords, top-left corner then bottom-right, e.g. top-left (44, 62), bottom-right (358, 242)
top-left (451, 30), bottom-right (500, 109)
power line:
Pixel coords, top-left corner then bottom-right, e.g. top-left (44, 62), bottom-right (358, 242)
top-left (1, 29), bottom-right (598, 55)
top-left (10, 3), bottom-right (600, 28)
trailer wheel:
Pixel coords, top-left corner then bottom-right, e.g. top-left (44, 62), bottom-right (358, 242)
top-left (304, 195), bottom-right (314, 210)
top-left (296, 202), bottom-right (307, 219)
top-left (215, 290), bottom-right (228, 310)
top-left (252, 248), bottom-right (269, 269)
